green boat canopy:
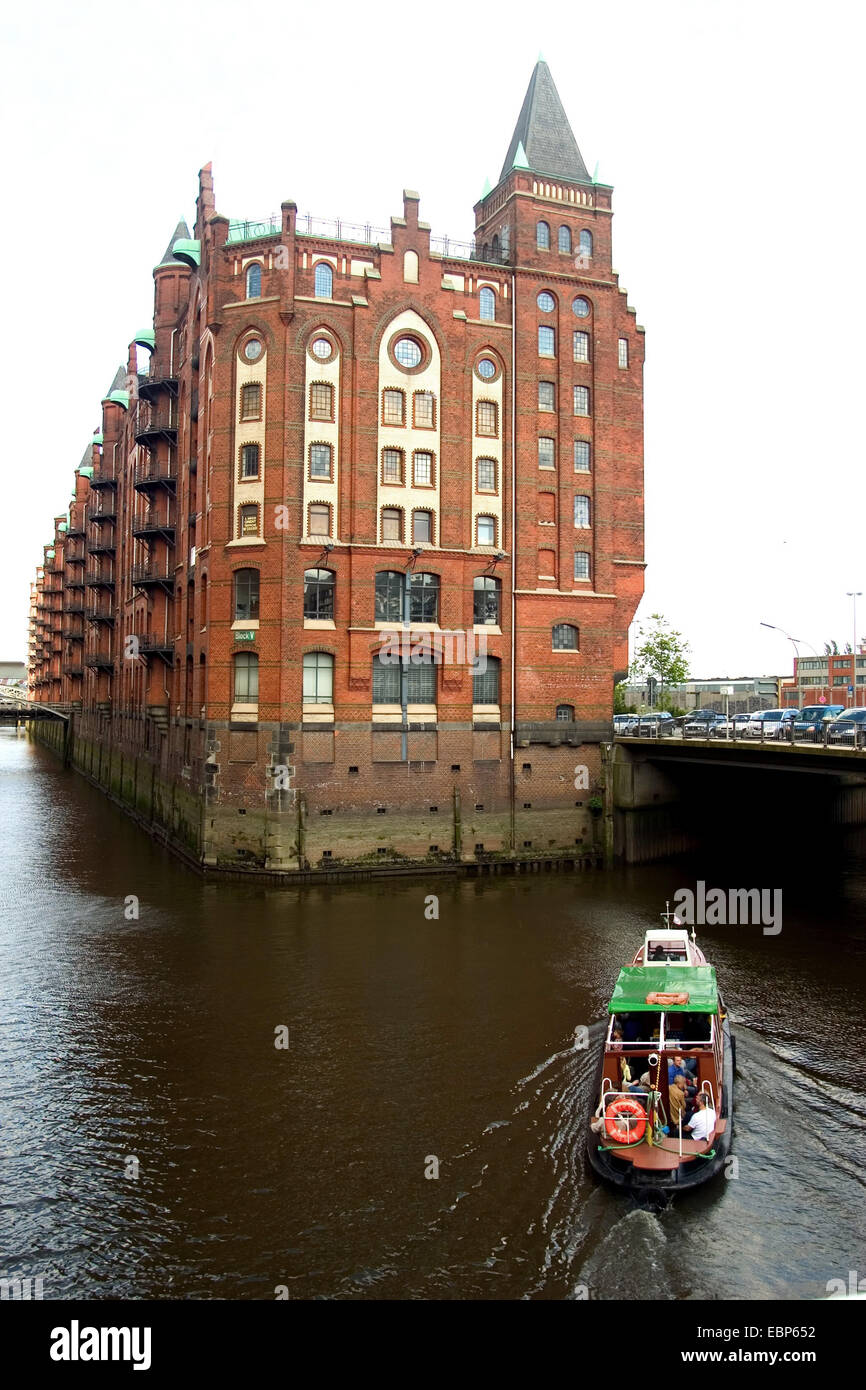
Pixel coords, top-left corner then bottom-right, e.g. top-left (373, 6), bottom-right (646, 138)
top-left (608, 965), bottom-right (719, 1013)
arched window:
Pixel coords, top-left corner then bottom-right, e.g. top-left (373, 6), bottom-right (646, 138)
top-left (375, 570), bottom-right (404, 623)
top-left (233, 568), bottom-right (259, 621)
top-left (473, 654), bottom-right (501, 705)
top-left (479, 287), bottom-right (495, 322)
top-left (380, 508), bottom-right (403, 543)
top-left (473, 575), bottom-right (501, 625)
top-left (304, 568), bottom-right (335, 620)
top-left (491, 234), bottom-right (500, 260)
top-left (303, 651), bottom-right (334, 704)
top-left (536, 221), bottom-right (550, 250)
top-left (579, 229), bottom-right (593, 260)
top-left (556, 704), bottom-right (574, 721)
top-left (574, 551), bottom-right (591, 581)
top-left (308, 503), bottom-right (331, 536)
top-left (476, 515), bottom-right (496, 547)
top-left (409, 572), bottom-right (439, 622)
top-left (233, 651), bottom-right (258, 701)
top-left (246, 264), bottom-right (262, 298)
top-left (553, 623), bottom-right (579, 650)
top-left (558, 226), bottom-right (572, 254)
top-left (314, 262), bottom-right (333, 298)
top-left (372, 654), bottom-right (400, 704)
top-left (403, 250), bottom-right (419, 283)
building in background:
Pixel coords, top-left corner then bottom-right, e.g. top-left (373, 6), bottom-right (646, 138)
top-left (780, 650), bottom-right (866, 709)
top-left (624, 676), bottom-right (781, 713)
top-left (27, 61), bottom-right (645, 873)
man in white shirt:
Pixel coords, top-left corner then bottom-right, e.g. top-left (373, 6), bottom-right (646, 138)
top-left (684, 1093), bottom-right (716, 1144)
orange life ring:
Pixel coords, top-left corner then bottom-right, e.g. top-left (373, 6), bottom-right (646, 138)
top-left (645, 991), bottom-right (689, 1006)
top-left (604, 1097), bottom-right (647, 1145)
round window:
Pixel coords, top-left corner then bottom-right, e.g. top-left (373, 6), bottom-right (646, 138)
top-left (537, 291), bottom-right (555, 313)
top-left (477, 358), bottom-right (497, 380)
top-left (244, 338), bottom-right (263, 360)
top-left (394, 337), bottom-right (422, 368)
top-left (572, 297), bottom-right (591, 318)
top-left (311, 337), bottom-right (333, 360)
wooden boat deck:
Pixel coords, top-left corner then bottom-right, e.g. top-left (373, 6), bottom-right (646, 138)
top-left (615, 1118), bottom-right (727, 1170)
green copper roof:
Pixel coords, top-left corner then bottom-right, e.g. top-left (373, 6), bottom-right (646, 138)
top-left (512, 139), bottom-right (530, 170)
top-left (134, 329), bottom-right (156, 350)
top-left (107, 390), bottom-right (129, 409)
top-left (46, 548), bottom-right (55, 558)
top-left (608, 966), bottom-right (719, 1014)
top-left (172, 237), bottom-right (201, 267)
top-left (80, 466), bottom-right (94, 478)
top-left (58, 522), bottom-right (67, 531)
top-left (481, 176), bottom-right (492, 199)
top-left (92, 433), bottom-right (103, 445)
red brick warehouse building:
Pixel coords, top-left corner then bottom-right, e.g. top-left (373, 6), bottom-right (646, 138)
top-left (28, 60), bottom-right (645, 873)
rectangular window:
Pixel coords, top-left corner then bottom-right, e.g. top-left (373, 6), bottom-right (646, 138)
top-left (573, 551), bottom-right (591, 582)
top-left (383, 389), bottom-right (405, 425)
top-left (476, 458), bottom-right (497, 492)
top-left (413, 510), bottom-right (432, 544)
top-left (407, 661), bottom-right (435, 704)
top-left (309, 443), bottom-right (332, 479)
top-left (413, 452), bottom-right (433, 486)
top-left (473, 659), bottom-right (500, 705)
top-left (538, 437), bottom-right (555, 470)
top-left (574, 385), bottom-right (590, 417)
top-left (477, 516), bottom-right (496, 546)
top-left (538, 381), bottom-right (555, 412)
top-left (476, 400), bottom-right (498, 437)
top-left (574, 495), bottom-right (591, 528)
top-left (308, 504), bottom-right (330, 536)
top-left (381, 508), bottom-right (402, 542)
top-left (618, 338), bottom-right (629, 368)
top-left (303, 652), bottom-right (334, 704)
top-left (239, 504), bottom-right (259, 537)
top-left (574, 440), bottom-right (591, 472)
top-left (240, 444), bottom-right (260, 479)
top-left (382, 449), bottom-right (404, 484)
top-left (309, 382), bottom-right (333, 420)
top-left (538, 325), bottom-right (555, 358)
top-left (573, 331), bottom-right (590, 363)
top-left (413, 392), bottom-right (435, 428)
top-left (240, 383), bottom-right (261, 420)
top-left (373, 658), bottom-right (401, 704)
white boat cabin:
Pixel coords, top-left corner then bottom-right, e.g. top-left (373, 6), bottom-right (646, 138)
top-left (634, 928), bottom-right (703, 967)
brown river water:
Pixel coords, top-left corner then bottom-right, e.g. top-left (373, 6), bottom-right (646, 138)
top-left (1, 729), bottom-right (864, 1300)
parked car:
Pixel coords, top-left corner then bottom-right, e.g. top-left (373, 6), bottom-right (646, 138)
top-left (792, 704), bottom-right (846, 741)
top-left (714, 713), bottom-right (752, 737)
top-left (684, 711), bottom-right (727, 736)
top-left (827, 708), bottom-right (866, 745)
top-left (631, 711), bottom-right (677, 737)
top-left (743, 709), bottom-right (789, 738)
top-left (768, 709), bottom-right (800, 741)
top-left (613, 714), bottom-right (633, 735)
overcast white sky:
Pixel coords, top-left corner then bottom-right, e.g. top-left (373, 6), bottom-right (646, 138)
top-left (2, 0), bottom-right (863, 677)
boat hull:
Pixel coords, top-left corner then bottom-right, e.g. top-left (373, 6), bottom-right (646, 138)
top-left (586, 1015), bottom-right (734, 1195)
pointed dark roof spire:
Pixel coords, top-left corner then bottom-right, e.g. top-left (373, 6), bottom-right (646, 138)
top-left (104, 364), bottom-right (127, 396)
top-left (156, 219), bottom-right (191, 268)
top-left (499, 60), bottom-right (591, 185)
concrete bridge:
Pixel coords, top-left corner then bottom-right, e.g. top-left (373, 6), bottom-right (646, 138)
top-left (610, 733), bottom-right (866, 862)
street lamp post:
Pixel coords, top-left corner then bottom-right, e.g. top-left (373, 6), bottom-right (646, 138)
top-left (760, 621), bottom-right (821, 706)
top-left (846, 591), bottom-right (861, 708)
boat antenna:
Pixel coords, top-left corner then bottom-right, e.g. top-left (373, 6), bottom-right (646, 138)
top-left (660, 901), bottom-right (676, 928)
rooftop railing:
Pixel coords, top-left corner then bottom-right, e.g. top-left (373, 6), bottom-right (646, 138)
top-left (228, 212), bottom-right (511, 265)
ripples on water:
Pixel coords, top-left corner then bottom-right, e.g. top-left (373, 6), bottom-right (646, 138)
top-left (1, 732), bottom-right (864, 1299)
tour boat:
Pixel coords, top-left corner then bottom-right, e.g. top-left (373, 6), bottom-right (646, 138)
top-left (586, 909), bottom-right (734, 1193)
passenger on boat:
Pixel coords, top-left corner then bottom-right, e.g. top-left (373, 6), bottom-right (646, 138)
top-left (668, 1073), bottom-right (690, 1129)
top-left (683, 1093), bottom-right (716, 1144)
top-left (668, 1053), bottom-right (697, 1097)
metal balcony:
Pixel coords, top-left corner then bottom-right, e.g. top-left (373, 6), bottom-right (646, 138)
top-left (133, 458), bottom-right (177, 492)
top-left (65, 600), bottom-right (85, 614)
top-left (85, 570), bottom-right (115, 589)
top-left (84, 654), bottom-right (114, 670)
top-left (87, 535), bottom-right (116, 555)
top-left (131, 514), bottom-right (175, 543)
top-left (89, 465), bottom-right (117, 489)
top-left (84, 605), bottom-right (115, 625)
top-left (89, 499), bottom-right (117, 522)
top-left (138, 369), bottom-right (179, 403)
top-left (137, 634), bottom-right (175, 667)
top-left (131, 566), bottom-right (174, 595)
top-left (66, 575), bottom-right (86, 590)
top-left (134, 402), bottom-right (178, 448)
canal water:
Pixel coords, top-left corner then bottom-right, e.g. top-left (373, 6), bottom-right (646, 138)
top-left (1, 729), bottom-right (864, 1301)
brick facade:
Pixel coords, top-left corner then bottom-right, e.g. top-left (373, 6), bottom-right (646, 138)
top-left (28, 62), bottom-right (645, 874)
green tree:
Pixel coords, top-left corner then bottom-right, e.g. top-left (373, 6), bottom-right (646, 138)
top-left (630, 613), bottom-right (690, 706)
